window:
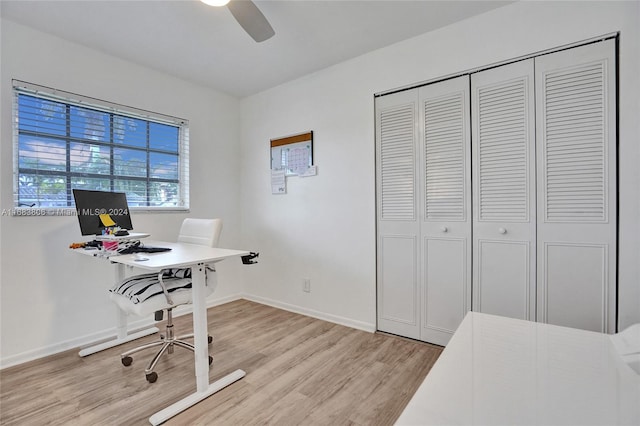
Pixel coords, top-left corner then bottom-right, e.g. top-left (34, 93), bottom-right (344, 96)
top-left (12, 81), bottom-right (189, 211)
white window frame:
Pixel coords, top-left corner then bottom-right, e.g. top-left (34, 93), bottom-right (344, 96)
top-left (11, 80), bottom-right (190, 214)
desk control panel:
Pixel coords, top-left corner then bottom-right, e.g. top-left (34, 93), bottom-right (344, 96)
top-left (241, 252), bottom-right (259, 265)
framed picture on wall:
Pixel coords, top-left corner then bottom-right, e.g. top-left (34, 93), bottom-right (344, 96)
top-left (270, 131), bottom-right (313, 176)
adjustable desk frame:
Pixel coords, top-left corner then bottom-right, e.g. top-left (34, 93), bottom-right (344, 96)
top-left (76, 241), bottom-right (249, 425)
top-left (77, 262), bottom-right (159, 357)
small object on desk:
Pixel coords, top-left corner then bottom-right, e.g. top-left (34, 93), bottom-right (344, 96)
top-left (115, 230), bottom-right (129, 236)
top-left (119, 245), bottom-right (172, 254)
top-left (134, 254), bottom-right (149, 261)
top-left (143, 246), bottom-right (172, 253)
top-left (103, 240), bottom-right (119, 251)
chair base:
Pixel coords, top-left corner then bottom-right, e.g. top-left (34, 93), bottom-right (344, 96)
top-left (120, 309), bottom-right (213, 383)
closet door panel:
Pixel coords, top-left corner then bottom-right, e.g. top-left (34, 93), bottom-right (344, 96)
top-left (536, 39), bottom-right (616, 333)
top-left (471, 59), bottom-right (537, 320)
top-left (423, 237), bottom-right (467, 332)
top-left (476, 240), bottom-right (531, 320)
top-left (543, 243), bottom-right (608, 332)
top-left (379, 235), bottom-right (418, 332)
top-left (375, 90), bottom-right (420, 339)
top-left (419, 76), bottom-right (471, 345)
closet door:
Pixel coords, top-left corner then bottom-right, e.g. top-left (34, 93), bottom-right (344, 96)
top-left (375, 90), bottom-right (420, 339)
top-left (471, 59), bottom-right (537, 321)
top-left (418, 76), bottom-right (471, 345)
top-left (535, 40), bottom-right (617, 333)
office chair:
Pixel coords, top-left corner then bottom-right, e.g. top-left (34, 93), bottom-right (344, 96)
top-left (109, 218), bottom-right (222, 383)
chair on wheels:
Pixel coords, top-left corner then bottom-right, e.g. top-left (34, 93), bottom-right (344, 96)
top-left (109, 218), bottom-right (222, 383)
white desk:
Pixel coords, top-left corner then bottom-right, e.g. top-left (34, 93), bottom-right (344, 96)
top-left (75, 240), bottom-right (249, 425)
top-left (397, 312), bottom-right (640, 425)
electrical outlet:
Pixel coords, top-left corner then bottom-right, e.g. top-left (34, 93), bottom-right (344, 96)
top-left (303, 278), bottom-right (311, 293)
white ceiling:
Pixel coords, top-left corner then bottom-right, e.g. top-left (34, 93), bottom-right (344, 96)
top-left (1, 0), bottom-right (511, 97)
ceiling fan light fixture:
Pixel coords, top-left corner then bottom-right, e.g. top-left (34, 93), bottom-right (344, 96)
top-left (201, 0), bottom-right (230, 7)
top-left (201, 0), bottom-right (275, 43)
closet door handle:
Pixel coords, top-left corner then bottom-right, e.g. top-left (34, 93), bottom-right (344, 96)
top-left (498, 227), bottom-right (507, 234)
top-left (441, 226), bottom-right (448, 233)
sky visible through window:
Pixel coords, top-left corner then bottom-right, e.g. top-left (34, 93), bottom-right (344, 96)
top-left (17, 94), bottom-right (182, 208)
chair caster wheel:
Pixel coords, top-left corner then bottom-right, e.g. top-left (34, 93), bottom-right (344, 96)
top-left (208, 335), bottom-right (213, 344)
top-left (121, 356), bottom-right (133, 367)
top-left (146, 372), bottom-right (158, 383)
top-left (209, 356), bottom-right (213, 365)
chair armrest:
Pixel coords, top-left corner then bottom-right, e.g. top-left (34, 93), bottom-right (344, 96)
top-left (157, 270), bottom-right (174, 305)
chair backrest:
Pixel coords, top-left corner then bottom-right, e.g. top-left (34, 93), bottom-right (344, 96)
top-left (177, 218), bottom-right (222, 247)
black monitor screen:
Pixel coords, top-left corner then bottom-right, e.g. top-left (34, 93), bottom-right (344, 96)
top-left (72, 189), bottom-right (133, 236)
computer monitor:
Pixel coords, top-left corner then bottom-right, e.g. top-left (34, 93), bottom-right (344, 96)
top-left (72, 189), bottom-right (133, 236)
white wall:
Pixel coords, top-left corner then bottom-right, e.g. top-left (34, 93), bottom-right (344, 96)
top-left (239, 1), bottom-right (640, 331)
top-left (1, 0), bottom-right (638, 368)
top-left (0, 20), bottom-right (243, 367)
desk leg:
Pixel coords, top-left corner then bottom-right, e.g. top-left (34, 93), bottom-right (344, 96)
top-left (148, 263), bottom-right (245, 425)
top-left (192, 263), bottom-right (210, 391)
top-left (78, 263), bottom-right (159, 357)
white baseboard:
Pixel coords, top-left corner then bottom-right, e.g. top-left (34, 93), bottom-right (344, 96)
top-left (0, 293), bottom-right (374, 369)
top-left (0, 293), bottom-right (244, 370)
top-left (241, 294), bottom-right (376, 333)
top-left (172, 293), bottom-right (243, 318)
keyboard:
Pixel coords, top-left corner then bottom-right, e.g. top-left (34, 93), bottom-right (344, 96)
top-left (137, 246), bottom-right (172, 253)
top-left (118, 245), bottom-right (171, 254)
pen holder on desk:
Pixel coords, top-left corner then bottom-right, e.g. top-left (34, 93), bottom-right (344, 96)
top-left (103, 241), bottom-right (119, 252)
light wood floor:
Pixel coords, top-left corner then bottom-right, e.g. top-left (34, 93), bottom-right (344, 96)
top-left (0, 300), bottom-right (442, 425)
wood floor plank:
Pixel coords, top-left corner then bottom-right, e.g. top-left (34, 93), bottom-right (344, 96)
top-left (0, 300), bottom-right (442, 425)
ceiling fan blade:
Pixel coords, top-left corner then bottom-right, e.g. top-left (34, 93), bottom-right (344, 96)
top-left (227, 0), bottom-right (275, 43)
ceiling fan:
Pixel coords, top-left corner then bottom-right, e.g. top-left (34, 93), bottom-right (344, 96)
top-left (201, 0), bottom-right (275, 43)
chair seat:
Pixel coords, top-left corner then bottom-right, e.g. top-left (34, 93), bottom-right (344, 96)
top-left (110, 287), bottom-right (195, 317)
top-left (109, 271), bottom-right (216, 317)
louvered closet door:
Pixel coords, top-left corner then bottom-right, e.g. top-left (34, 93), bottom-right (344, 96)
top-left (471, 59), bottom-right (537, 321)
top-left (418, 76), bottom-right (471, 345)
top-left (375, 90), bottom-right (420, 339)
top-left (535, 40), bottom-right (616, 333)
